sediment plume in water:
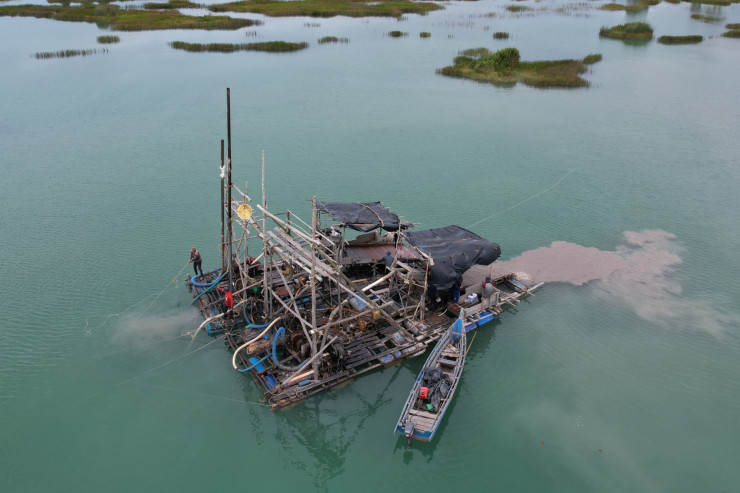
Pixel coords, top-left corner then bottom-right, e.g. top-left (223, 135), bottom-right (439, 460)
top-left (469, 230), bottom-right (732, 335)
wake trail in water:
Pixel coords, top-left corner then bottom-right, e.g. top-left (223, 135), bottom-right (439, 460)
top-left (483, 230), bottom-right (736, 336)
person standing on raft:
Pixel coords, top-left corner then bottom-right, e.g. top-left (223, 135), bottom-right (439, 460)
top-left (189, 247), bottom-right (203, 276)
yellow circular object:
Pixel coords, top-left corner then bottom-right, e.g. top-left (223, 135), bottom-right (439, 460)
top-left (237, 204), bottom-right (253, 219)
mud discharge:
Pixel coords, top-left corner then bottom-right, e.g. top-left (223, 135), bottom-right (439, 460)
top-left (472, 230), bottom-right (732, 335)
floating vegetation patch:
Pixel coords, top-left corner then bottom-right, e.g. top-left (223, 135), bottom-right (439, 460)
top-left (600, 22), bottom-right (653, 40)
top-left (658, 34), bottom-right (703, 44)
top-left (386, 30), bottom-right (407, 37)
top-left (420, 31), bottom-right (431, 38)
top-left (97, 35), bottom-right (120, 44)
top-left (169, 40), bottom-right (309, 52)
top-left (0, 4), bottom-right (260, 31)
top-left (722, 29), bottom-right (740, 37)
top-left (493, 31), bottom-right (509, 39)
top-left (437, 47), bottom-right (601, 88)
top-left (34, 48), bottom-right (107, 59)
top-left (208, 0), bottom-right (442, 19)
top-left (506, 5), bottom-right (531, 12)
top-left (727, 23), bottom-right (740, 29)
top-left (686, 0), bottom-right (738, 5)
top-left (690, 13), bottom-right (725, 22)
top-left (601, 3), bottom-right (627, 9)
top-left (142, 1), bottom-right (201, 10)
top-left (318, 36), bottom-right (349, 43)
top-left (582, 53), bottom-right (602, 64)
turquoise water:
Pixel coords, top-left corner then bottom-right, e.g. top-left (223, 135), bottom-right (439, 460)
top-left (2, 1), bottom-right (740, 491)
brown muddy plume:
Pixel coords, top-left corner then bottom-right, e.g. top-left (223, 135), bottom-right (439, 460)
top-left (470, 231), bottom-right (731, 335)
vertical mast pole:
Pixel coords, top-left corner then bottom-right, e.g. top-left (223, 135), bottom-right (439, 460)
top-left (227, 88), bottom-right (234, 292)
top-left (220, 139), bottom-right (225, 272)
top-left (262, 150), bottom-right (271, 317)
top-left (311, 196), bottom-right (319, 378)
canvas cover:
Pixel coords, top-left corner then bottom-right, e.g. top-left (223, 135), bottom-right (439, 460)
top-left (405, 225), bottom-right (501, 290)
top-left (316, 201), bottom-right (404, 232)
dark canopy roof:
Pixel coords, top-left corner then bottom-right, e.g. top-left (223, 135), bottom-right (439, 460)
top-left (316, 201), bottom-right (405, 232)
top-left (404, 225), bottom-right (501, 290)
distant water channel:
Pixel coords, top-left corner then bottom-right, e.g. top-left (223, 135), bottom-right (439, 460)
top-left (1, 1), bottom-right (740, 491)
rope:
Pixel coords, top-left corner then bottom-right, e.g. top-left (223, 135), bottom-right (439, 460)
top-left (465, 330), bottom-right (477, 356)
top-left (121, 335), bottom-right (225, 383)
top-left (84, 261), bottom-right (191, 336)
top-left (466, 168), bottom-right (576, 229)
top-left (133, 383), bottom-right (270, 408)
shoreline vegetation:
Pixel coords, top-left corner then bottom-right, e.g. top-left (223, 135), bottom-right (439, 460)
top-left (208, 0), bottom-right (441, 18)
top-left (599, 22), bottom-right (653, 41)
top-left (318, 36), bottom-right (349, 43)
top-left (34, 48), bottom-right (108, 59)
top-left (437, 47), bottom-right (601, 88)
top-left (658, 35), bottom-right (703, 44)
top-left (97, 35), bottom-right (120, 44)
top-left (169, 41), bottom-right (309, 52)
top-left (0, 4), bottom-right (260, 30)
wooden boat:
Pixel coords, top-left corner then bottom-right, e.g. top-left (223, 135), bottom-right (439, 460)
top-left (395, 317), bottom-right (466, 445)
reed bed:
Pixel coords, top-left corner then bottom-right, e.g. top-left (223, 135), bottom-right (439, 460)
top-left (386, 30), bottom-right (407, 37)
top-left (318, 36), bottom-right (349, 44)
top-left (600, 22), bottom-right (653, 40)
top-left (506, 5), bottom-right (531, 12)
top-left (722, 29), bottom-right (740, 37)
top-left (0, 4), bottom-right (260, 30)
top-left (142, 1), bottom-right (201, 10)
top-left (657, 35), bottom-right (703, 44)
top-left (690, 13), bottom-right (725, 23)
top-left (727, 23), bottom-right (740, 29)
top-left (687, 0), bottom-right (736, 5)
top-left (34, 48), bottom-right (107, 59)
top-left (438, 47), bottom-right (600, 88)
top-left (170, 41), bottom-right (309, 52)
top-left (420, 32), bottom-right (431, 38)
top-left (97, 35), bottom-right (120, 44)
top-left (493, 31), bottom-right (509, 39)
top-left (208, 0), bottom-right (441, 19)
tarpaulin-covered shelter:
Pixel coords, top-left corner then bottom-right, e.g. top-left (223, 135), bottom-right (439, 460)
top-left (316, 201), bottom-right (408, 232)
top-left (404, 225), bottom-right (501, 290)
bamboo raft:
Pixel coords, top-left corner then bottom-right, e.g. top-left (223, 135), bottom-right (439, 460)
top-left (185, 89), bottom-right (541, 410)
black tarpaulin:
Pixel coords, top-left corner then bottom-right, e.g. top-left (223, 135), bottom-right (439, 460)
top-left (316, 201), bottom-right (404, 232)
top-left (404, 225), bottom-right (501, 290)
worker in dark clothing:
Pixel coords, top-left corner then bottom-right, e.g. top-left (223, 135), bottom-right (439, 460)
top-left (382, 250), bottom-right (393, 270)
top-left (450, 275), bottom-right (462, 304)
top-left (189, 247), bottom-right (203, 276)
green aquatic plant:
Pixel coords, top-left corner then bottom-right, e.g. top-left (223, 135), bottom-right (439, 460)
top-left (727, 23), bottom-right (740, 29)
top-left (420, 32), bottom-right (431, 38)
top-left (599, 22), bottom-right (653, 40)
top-left (318, 36), bottom-right (349, 44)
top-left (34, 48), bottom-right (107, 58)
top-left (142, 1), bottom-right (201, 10)
top-left (722, 29), bottom-right (740, 37)
top-left (582, 53), bottom-right (602, 64)
top-left (506, 5), bottom-right (531, 12)
top-left (97, 35), bottom-right (120, 44)
top-left (0, 4), bottom-right (260, 30)
top-left (438, 47), bottom-right (601, 88)
top-left (657, 35), bottom-right (703, 44)
top-left (208, 0), bottom-right (442, 19)
top-left (169, 41), bottom-right (309, 52)
top-left (387, 30), bottom-right (407, 37)
top-left (690, 13), bottom-right (725, 22)
top-left (493, 31), bottom-right (509, 39)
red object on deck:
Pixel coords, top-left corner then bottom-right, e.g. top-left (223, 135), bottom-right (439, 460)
top-left (419, 387), bottom-right (429, 400)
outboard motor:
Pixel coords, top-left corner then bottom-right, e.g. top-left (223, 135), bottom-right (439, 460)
top-left (403, 421), bottom-right (415, 449)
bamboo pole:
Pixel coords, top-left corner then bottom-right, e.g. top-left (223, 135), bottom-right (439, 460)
top-left (226, 88), bottom-right (234, 293)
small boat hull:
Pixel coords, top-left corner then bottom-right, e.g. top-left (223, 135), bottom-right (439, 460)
top-left (395, 318), bottom-right (466, 444)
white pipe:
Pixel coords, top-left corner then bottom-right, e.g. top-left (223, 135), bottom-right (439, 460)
top-left (231, 318), bottom-right (280, 370)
